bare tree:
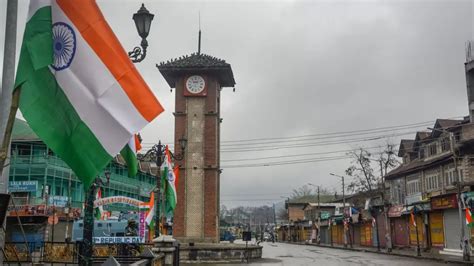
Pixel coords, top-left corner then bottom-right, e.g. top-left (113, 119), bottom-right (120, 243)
top-left (345, 148), bottom-right (376, 193)
top-left (345, 143), bottom-right (399, 193)
top-left (290, 184), bottom-right (314, 199)
top-left (277, 208), bottom-right (289, 221)
top-left (376, 143), bottom-right (399, 181)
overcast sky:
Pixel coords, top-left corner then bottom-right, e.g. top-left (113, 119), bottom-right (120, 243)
top-left (1, 0), bottom-right (473, 208)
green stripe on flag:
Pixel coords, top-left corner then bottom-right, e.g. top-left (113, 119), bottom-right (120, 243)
top-left (120, 144), bottom-right (138, 177)
top-left (15, 6), bottom-right (112, 190)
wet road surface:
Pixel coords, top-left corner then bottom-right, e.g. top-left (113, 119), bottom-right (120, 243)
top-left (185, 241), bottom-right (465, 266)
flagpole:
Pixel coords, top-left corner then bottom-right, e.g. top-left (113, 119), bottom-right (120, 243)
top-left (413, 208), bottom-right (421, 257)
top-left (0, 88), bottom-right (19, 179)
top-left (0, 0), bottom-right (18, 177)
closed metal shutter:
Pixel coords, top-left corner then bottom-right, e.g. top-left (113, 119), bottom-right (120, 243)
top-left (392, 217), bottom-right (409, 246)
top-left (444, 209), bottom-right (461, 250)
top-left (320, 227), bottom-right (329, 244)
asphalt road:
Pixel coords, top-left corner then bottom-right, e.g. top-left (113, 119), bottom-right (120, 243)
top-left (254, 242), bottom-right (464, 265)
top-left (187, 241), bottom-right (465, 266)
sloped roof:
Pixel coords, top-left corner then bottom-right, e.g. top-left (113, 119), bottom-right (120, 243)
top-left (412, 131), bottom-right (431, 152)
top-left (398, 139), bottom-right (415, 157)
top-left (385, 153), bottom-right (452, 180)
top-left (436, 119), bottom-right (462, 129)
top-left (431, 118), bottom-right (463, 138)
top-left (12, 118), bottom-right (40, 141)
top-left (157, 53), bottom-right (236, 88)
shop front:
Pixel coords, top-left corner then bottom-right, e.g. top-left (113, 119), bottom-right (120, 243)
top-left (319, 220), bottom-right (330, 244)
top-left (389, 205), bottom-right (409, 247)
top-left (429, 211), bottom-right (445, 248)
top-left (330, 217), bottom-right (344, 245)
top-left (431, 194), bottom-right (460, 250)
top-left (360, 222), bottom-right (372, 246)
top-left (408, 213), bottom-right (424, 247)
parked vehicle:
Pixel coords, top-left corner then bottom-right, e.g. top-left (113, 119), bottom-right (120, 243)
top-left (220, 230), bottom-right (236, 243)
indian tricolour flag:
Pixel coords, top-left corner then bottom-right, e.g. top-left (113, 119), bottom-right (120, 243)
top-left (15, 0), bottom-right (163, 189)
top-left (162, 146), bottom-right (178, 215)
top-left (94, 188), bottom-right (103, 220)
top-left (144, 192), bottom-right (155, 227)
top-left (120, 134), bottom-right (142, 177)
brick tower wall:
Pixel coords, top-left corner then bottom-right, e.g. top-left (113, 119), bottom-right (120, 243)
top-left (173, 75), bottom-right (221, 242)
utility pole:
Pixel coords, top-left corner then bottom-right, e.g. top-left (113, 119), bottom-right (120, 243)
top-left (317, 186), bottom-right (321, 244)
top-left (429, 127), bottom-right (470, 261)
top-left (0, 1), bottom-right (18, 264)
top-left (287, 198), bottom-right (290, 242)
top-left (451, 132), bottom-right (469, 262)
top-left (330, 173), bottom-right (347, 247)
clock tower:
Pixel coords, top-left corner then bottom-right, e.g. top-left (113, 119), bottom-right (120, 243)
top-left (157, 53), bottom-right (235, 243)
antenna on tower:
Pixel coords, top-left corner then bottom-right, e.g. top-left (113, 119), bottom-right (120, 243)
top-left (198, 11), bottom-right (201, 55)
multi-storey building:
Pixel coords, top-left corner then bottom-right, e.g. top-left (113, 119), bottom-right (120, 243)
top-left (385, 117), bottom-right (474, 253)
top-left (6, 119), bottom-right (157, 243)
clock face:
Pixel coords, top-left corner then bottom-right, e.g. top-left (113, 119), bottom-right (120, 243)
top-left (186, 75), bottom-right (206, 94)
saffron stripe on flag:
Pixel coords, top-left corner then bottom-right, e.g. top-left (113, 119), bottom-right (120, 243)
top-left (56, 0), bottom-right (163, 122)
top-left (51, 3), bottom-right (148, 156)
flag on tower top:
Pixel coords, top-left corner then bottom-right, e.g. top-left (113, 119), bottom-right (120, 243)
top-left (15, 0), bottom-right (163, 189)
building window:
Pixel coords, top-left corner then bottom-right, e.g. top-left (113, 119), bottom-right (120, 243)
top-left (407, 179), bottom-right (421, 195)
top-left (428, 143), bottom-right (438, 156)
top-left (419, 147), bottom-right (425, 159)
top-left (425, 173), bottom-right (439, 191)
top-left (445, 166), bottom-right (462, 186)
top-left (441, 138), bottom-right (450, 152)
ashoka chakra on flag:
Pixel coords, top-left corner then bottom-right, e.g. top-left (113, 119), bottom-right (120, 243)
top-left (52, 22), bottom-right (76, 71)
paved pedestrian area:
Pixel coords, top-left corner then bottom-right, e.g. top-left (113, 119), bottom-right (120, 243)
top-left (185, 241), bottom-right (467, 265)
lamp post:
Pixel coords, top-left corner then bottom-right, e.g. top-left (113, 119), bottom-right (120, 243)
top-left (144, 136), bottom-right (187, 238)
top-left (330, 173), bottom-right (347, 248)
top-left (128, 4), bottom-right (154, 63)
top-left (80, 171), bottom-right (111, 266)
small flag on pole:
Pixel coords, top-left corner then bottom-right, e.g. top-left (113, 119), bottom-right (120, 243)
top-left (410, 211), bottom-right (417, 227)
top-left (372, 217), bottom-right (376, 228)
top-left (466, 208), bottom-right (473, 227)
top-left (94, 188), bottom-right (103, 220)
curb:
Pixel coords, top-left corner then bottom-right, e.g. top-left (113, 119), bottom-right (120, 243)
top-left (279, 241), bottom-right (472, 265)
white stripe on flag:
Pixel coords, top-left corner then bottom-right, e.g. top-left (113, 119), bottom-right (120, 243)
top-left (51, 3), bottom-right (148, 156)
top-left (128, 137), bottom-right (137, 155)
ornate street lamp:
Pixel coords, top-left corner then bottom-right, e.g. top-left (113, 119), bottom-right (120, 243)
top-left (128, 3), bottom-right (154, 63)
top-left (80, 172), bottom-right (111, 266)
top-left (144, 137), bottom-right (187, 238)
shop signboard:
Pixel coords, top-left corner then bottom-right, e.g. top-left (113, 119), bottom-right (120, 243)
top-left (320, 211), bottom-right (330, 220)
top-left (405, 192), bottom-right (422, 206)
top-left (388, 205), bottom-right (404, 217)
top-left (48, 196), bottom-right (68, 207)
top-left (93, 237), bottom-right (142, 244)
top-left (9, 181), bottom-right (38, 192)
top-left (431, 194), bottom-right (457, 210)
top-left (139, 210), bottom-right (146, 243)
